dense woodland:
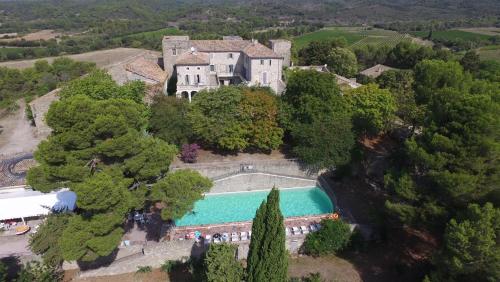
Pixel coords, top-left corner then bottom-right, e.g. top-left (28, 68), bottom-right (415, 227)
top-left (0, 58), bottom-right (95, 110)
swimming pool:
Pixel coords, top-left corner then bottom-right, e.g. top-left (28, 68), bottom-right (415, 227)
top-left (175, 186), bottom-right (334, 227)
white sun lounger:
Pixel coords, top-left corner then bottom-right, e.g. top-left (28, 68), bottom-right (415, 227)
top-left (301, 226), bottom-right (309, 234)
top-left (222, 232), bottom-right (229, 242)
top-left (240, 231), bottom-right (248, 241)
top-left (310, 224), bottom-right (317, 232)
top-left (213, 237), bottom-right (221, 244)
top-left (292, 226), bottom-right (300, 235)
top-left (248, 231), bottom-right (252, 239)
top-left (204, 234), bottom-right (212, 244)
top-left (231, 232), bottom-right (239, 242)
top-left (285, 227), bottom-right (291, 236)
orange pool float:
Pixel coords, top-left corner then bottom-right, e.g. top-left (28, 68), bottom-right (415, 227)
top-left (15, 225), bottom-right (30, 235)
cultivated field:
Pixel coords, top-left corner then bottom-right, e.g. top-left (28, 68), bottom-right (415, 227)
top-left (0, 29), bottom-right (61, 42)
top-left (410, 29), bottom-right (496, 41)
top-left (0, 48), bottom-right (159, 69)
top-left (293, 27), bottom-right (413, 50)
top-left (477, 45), bottom-right (500, 62)
top-left (458, 27), bottom-right (500, 36)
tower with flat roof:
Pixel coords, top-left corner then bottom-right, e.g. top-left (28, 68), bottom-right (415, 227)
top-left (270, 39), bottom-right (292, 67)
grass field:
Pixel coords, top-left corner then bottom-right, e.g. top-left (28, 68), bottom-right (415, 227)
top-left (477, 45), bottom-right (500, 62)
top-left (410, 29), bottom-right (495, 42)
top-left (293, 27), bottom-right (411, 50)
top-left (458, 27), bottom-right (500, 37)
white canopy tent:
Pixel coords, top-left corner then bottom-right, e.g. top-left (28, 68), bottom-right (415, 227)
top-left (0, 186), bottom-right (77, 221)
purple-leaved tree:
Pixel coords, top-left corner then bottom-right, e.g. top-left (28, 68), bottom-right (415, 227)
top-left (180, 143), bottom-right (200, 163)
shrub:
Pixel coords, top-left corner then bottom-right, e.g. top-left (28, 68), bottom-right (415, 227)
top-left (136, 265), bottom-right (152, 273)
top-left (16, 261), bottom-right (62, 282)
top-left (303, 219), bottom-right (351, 256)
top-left (25, 103), bottom-right (35, 126)
top-left (161, 260), bottom-right (182, 273)
top-left (180, 143), bottom-right (200, 163)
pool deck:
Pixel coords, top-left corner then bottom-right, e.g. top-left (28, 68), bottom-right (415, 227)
top-left (167, 213), bottom-right (331, 241)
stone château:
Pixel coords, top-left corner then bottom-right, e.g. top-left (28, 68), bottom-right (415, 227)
top-left (162, 36), bottom-right (291, 101)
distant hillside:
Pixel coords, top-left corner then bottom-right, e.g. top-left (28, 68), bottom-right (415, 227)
top-left (0, 0), bottom-right (498, 34)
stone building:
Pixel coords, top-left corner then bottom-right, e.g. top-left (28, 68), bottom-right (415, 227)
top-left (162, 36), bottom-right (290, 101)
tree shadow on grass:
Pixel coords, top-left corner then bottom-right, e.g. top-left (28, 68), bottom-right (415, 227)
top-left (76, 248), bottom-right (119, 271)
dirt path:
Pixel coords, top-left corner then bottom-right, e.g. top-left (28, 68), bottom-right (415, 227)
top-left (0, 100), bottom-right (42, 156)
top-left (289, 255), bottom-right (362, 282)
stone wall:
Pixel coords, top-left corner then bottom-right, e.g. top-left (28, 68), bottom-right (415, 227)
top-left (211, 173), bottom-right (317, 193)
top-left (171, 159), bottom-right (315, 179)
top-left (171, 159), bottom-right (318, 193)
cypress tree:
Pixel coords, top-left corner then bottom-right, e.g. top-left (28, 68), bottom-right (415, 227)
top-left (246, 201), bottom-right (266, 280)
top-left (247, 188), bottom-right (288, 282)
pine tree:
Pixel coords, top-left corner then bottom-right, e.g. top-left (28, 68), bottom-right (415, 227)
top-left (247, 188), bottom-right (288, 282)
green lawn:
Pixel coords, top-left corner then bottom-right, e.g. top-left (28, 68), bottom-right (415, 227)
top-left (410, 29), bottom-right (495, 42)
top-left (293, 27), bottom-right (409, 50)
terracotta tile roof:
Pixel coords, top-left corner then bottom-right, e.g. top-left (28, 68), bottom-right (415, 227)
top-left (242, 42), bottom-right (282, 58)
top-left (190, 40), bottom-right (251, 52)
top-left (189, 40), bottom-right (281, 58)
top-left (125, 57), bottom-right (168, 83)
top-left (359, 64), bottom-right (395, 78)
top-left (289, 65), bottom-right (329, 72)
top-left (175, 51), bottom-right (210, 65)
top-left (335, 74), bottom-right (362, 89)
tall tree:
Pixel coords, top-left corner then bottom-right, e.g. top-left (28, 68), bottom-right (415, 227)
top-left (239, 88), bottom-right (284, 151)
top-left (27, 95), bottom-right (177, 262)
top-left (247, 188), bottom-right (288, 282)
top-left (345, 83), bottom-right (396, 136)
top-left (282, 69), bottom-right (355, 170)
top-left (298, 39), bottom-right (347, 65)
top-left (385, 60), bottom-right (499, 227)
top-left (430, 203), bottom-right (500, 281)
top-left (188, 86), bottom-right (247, 151)
top-left (326, 47), bottom-right (358, 77)
top-left (413, 59), bottom-right (468, 104)
top-left (460, 50), bottom-right (481, 73)
top-left (150, 169), bottom-right (212, 220)
top-left (149, 96), bottom-right (193, 147)
top-left (376, 69), bottom-right (423, 130)
top-left (203, 244), bottom-right (244, 282)
top-left (58, 69), bottom-right (145, 103)
top-left (29, 214), bottom-right (70, 266)
top-left (188, 86), bottom-right (283, 151)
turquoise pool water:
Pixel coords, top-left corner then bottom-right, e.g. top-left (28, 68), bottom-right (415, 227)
top-left (175, 187), bottom-right (334, 227)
